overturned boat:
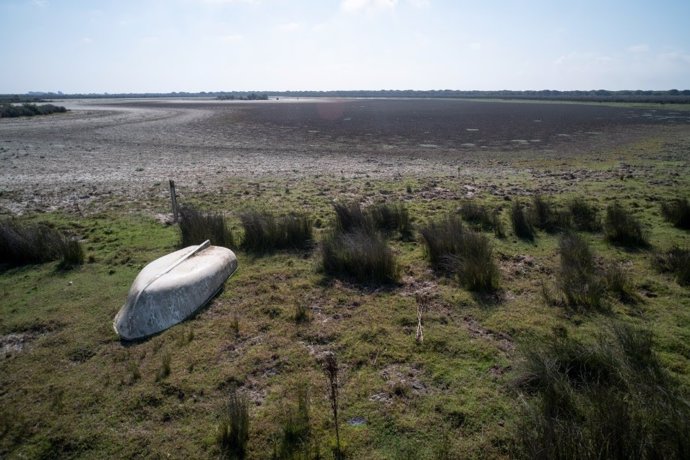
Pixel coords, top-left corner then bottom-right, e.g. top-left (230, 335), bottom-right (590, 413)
top-left (113, 240), bottom-right (238, 340)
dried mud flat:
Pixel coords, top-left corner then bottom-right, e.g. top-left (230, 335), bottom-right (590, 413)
top-left (1, 97), bottom-right (689, 215)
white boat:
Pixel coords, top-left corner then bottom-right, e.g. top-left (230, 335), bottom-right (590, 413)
top-left (113, 240), bottom-right (238, 340)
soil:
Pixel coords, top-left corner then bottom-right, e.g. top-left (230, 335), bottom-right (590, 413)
top-left (1, 97), bottom-right (689, 215)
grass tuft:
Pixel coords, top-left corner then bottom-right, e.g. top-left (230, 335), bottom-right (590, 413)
top-left (179, 206), bottom-right (234, 248)
top-left (510, 201), bottom-right (535, 240)
top-left (513, 323), bottom-right (690, 460)
top-left (0, 219), bottom-right (83, 268)
top-left (321, 230), bottom-right (398, 284)
top-left (654, 246), bottom-right (690, 286)
top-left (217, 388), bottom-right (250, 460)
top-left (240, 210), bottom-right (312, 254)
top-left (332, 202), bottom-right (369, 234)
top-left (420, 215), bottom-right (499, 291)
top-left (567, 197), bottom-right (601, 232)
top-left (661, 198), bottom-right (690, 230)
top-left (530, 195), bottom-right (570, 233)
top-left (558, 233), bottom-right (605, 310)
top-left (368, 202), bottom-right (413, 240)
top-left (604, 202), bottom-right (649, 247)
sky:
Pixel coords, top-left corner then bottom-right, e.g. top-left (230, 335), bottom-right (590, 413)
top-left (1, 0), bottom-right (689, 93)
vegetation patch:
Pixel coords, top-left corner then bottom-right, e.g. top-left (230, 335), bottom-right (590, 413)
top-left (661, 198), bottom-right (690, 230)
top-left (321, 230), bottom-right (398, 284)
top-left (513, 324), bottom-right (690, 459)
top-left (0, 103), bottom-right (67, 118)
top-left (240, 210), bottom-right (312, 254)
top-left (179, 206), bottom-right (234, 248)
top-left (510, 201), bottom-right (536, 241)
top-left (557, 233), bottom-right (605, 310)
top-left (654, 246), bottom-right (690, 286)
top-left (0, 219), bottom-right (83, 268)
top-left (604, 202), bottom-right (649, 247)
top-left (566, 197), bottom-right (601, 232)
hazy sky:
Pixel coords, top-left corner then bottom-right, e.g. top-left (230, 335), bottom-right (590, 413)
top-left (1, 0), bottom-right (689, 93)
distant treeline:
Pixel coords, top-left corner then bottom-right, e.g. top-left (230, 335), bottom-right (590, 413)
top-left (217, 92), bottom-right (269, 101)
top-left (0, 103), bottom-right (67, 118)
top-left (3, 89), bottom-right (690, 104)
top-left (0, 95), bottom-right (48, 104)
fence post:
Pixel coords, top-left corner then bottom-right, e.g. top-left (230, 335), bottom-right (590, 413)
top-left (169, 180), bottom-right (179, 223)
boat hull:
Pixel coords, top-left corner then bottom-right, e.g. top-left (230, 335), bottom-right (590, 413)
top-left (113, 244), bottom-right (238, 340)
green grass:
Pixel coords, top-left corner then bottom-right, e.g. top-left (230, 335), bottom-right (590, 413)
top-left (2, 128), bottom-right (690, 458)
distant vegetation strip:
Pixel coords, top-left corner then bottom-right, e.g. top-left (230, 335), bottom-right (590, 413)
top-left (4, 89), bottom-right (690, 104)
top-left (0, 103), bottom-right (67, 118)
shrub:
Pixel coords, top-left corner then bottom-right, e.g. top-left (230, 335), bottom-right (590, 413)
top-left (604, 202), bottom-right (648, 247)
top-left (179, 206), bottom-right (234, 248)
top-left (510, 201), bottom-right (535, 240)
top-left (321, 230), bottom-right (398, 284)
top-left (654, 246), bottom-right (690, 286)
top-left (513, 324), bottom-right (690, 460)
top-left (661, 198), bottom-right (690, 230)
top-left (217, 388), bottom-right (250, 460)
top-left (368, 202), bottom-right (413, 240)
top-left (240, 210), bottom-right (312, 253)
top-left (0, 219), bottom-right (84, 268)
top-left (0, 103), bottom-right (67, 118)
top-left (558, 233), bottom-right (605, 310)
top-left (420, 215), bottom-right (499, 291)
top-left (567, 197), bottom-right (601, 232)
top-left (419, 214), bottom-right (465, 271)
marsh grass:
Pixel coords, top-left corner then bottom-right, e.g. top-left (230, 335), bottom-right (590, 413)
top-left (510, 201), bottom-right (535, 240)
top-left (333, 201), bottom-right (412, 239)
top-left (604, 263), bottom-right (637, 303)
top-left (179, 206), bottom-right (234, 248)
top-left (514, 324), bottom-right (690, 460)
top-left (604, 203), bottom-right (649, 247)
top-left (567, 197), bottom-right (601, 232)
top-left (558, 233), bottom-right (605, 310)
top-left (420, 215), bottom-right (499, 291)
top-left (218, 388), bottom-right (250, 460)
top-left (368, 202), bottom-right (413, 240)
top-left (530, 195), bottom-right (570, 233)
top-left (419, 214), bottom-right (465, 271)
top-left (240, 210), bottom-right (313, 253)
top-left (661, 198), bottom-right (690, 230)
top-left (654, 246), bottom-right (690, 286)
top-left (321, 230), bottom-right (398, 284)
top-left (0, 219), bottom-right (83, 268)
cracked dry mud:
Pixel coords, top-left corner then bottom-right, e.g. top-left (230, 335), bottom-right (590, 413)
top-left (1, 97), bottom-right (689, 215)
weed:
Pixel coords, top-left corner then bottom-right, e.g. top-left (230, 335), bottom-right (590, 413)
top-left (654, 246), bottom-right (690, 286)
top-left (240, 210), bottom-right (313, 253)
top-left (492, 209), bottom-right (506, 238)
top-left (510, 201), bottom-right (535, 240)
top-left (604, 202), bottom-right (648, 247)
top-left (567, 197), bottom-right (601, 232)
top-left (322, 353), bottom-right (342, 460)
top-left (0, 219), bottom-right (84, 268)
top-left (321, 230), bottom-right (398, 284)
top-left (558, 233), bottom-right (605, 310)
top-left (179, 206), bottom-right (234, 248)
top-left (217, 388), bottom-right (250, 460)
top-left (513, 323), bottom-right (690, 460)
top-left (230, 312), bottom-right (240, 338)
top-left (661, 198), bottom-right (690, 230)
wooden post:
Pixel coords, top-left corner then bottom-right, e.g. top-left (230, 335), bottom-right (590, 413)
top-left (169, 180), bottom-right (179, 223)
